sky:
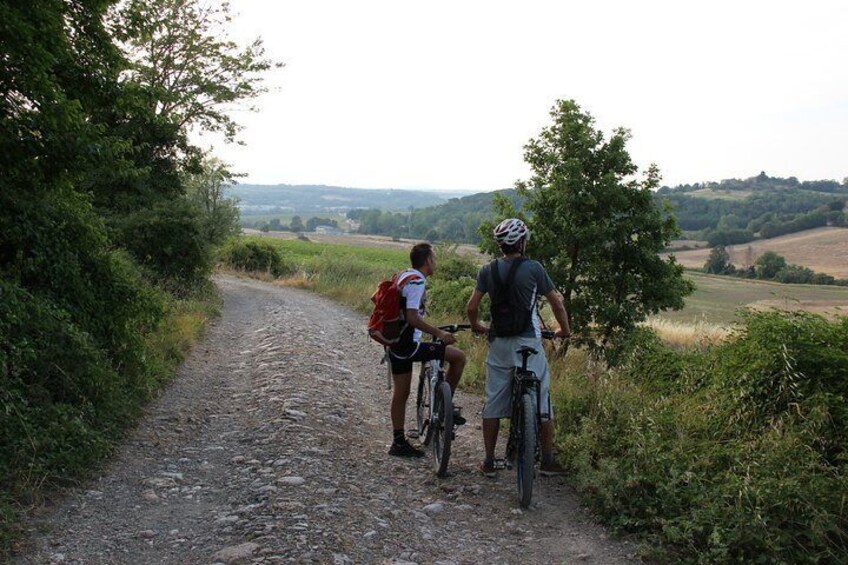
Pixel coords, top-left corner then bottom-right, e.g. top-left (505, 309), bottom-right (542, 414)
top-left (206, 0), bottom-right (848, 192)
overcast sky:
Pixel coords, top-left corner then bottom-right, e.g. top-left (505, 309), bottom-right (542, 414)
top-left (207, 0), bottom-right (848, 192)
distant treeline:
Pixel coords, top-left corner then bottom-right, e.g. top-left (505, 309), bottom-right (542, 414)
top-left (704, 248), bottom-right (848, 286)
top-left (351, 173), bottom-right (847, 246)
top-left (659, 173), bottom-right (847, 246)
top-left (349, 190), bottom-right (521, 243)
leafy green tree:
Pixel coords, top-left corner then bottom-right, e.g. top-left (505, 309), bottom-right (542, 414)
top-left (487, 100), bottom-right (693, 362)
top-left (704, 246), bottom-right (734, 274)
top-left (113, 0), bottom-right (281, 142)
top-left (289, 215), bottom-right (304, 233)
top-left (755, 251), bottom-right (788, 279)
top-left (185, 157), bottom-right (240, 245)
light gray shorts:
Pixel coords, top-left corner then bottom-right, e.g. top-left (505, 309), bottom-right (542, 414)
top-left (482, 336), bottom-right (552, 420)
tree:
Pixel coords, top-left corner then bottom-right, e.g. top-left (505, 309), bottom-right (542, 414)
top-left (704, 246), bottom-right (734, 274)
top-left (113, 0), bottom-right (281, 142)
top-left (289, 215), bottom-right (304, 233)
top-left (185, 157), bottom-right (240, 245)
top-left (755, 251), bottom-right (788, 279)
top-left (487, 100), bottom-right (693, 363)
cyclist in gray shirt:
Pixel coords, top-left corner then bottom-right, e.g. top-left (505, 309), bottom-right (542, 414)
top-left (466, 218), bottom-right (571, 477)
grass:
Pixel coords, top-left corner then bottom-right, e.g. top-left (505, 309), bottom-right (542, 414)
top-left (229, 235), bottom-right (848, 562)
top-left (0, 289), bottom-right (218, 559)
top-left (684, 188), bottom-right (754, 200)
top-left (250, 233), bottom-right (848, 339)
top-left (669, 226), bottom-right (848, 278)
top-left (659, 271), bottom-right (848, 325)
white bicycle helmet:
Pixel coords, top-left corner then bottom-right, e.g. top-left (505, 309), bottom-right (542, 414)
top-left (493, 218), bottom-right (530, 245)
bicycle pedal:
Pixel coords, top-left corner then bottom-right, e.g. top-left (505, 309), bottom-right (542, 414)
top-left (406, 430), bottom-right (420, 439)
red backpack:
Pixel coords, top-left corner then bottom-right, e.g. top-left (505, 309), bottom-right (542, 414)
top-left (367, 270), bottom-right (422, 346)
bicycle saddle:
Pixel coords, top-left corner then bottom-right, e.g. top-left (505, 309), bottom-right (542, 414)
top-left (516, 346), bottom-right (538, 355)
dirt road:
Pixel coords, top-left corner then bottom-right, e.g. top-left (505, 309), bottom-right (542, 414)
top-left (18, 275), bottom-right (637, 564)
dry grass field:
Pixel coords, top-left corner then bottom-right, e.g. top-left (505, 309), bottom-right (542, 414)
top-left (243, 228), bottom-right (484, 259)
top-left (685, 188), bottom-right (753, 200)
top-left (658, 271), bottom-right (848, 325)
top-left (669, 227), bottom-right (848, 278)
top-left (244, 230), bottom-right (848, 332)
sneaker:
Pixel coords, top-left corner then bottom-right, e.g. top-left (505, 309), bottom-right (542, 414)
top-left (539, 459), bottom-right (567, 477)
top-left (478, 460), bottom-right (498, 478)
top-left (452, 408), bottom-right (466, 426)
top-left (388, 439), bottom-right (425, 458)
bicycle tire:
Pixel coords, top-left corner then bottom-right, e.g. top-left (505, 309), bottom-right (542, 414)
top-left (516, 392), bottom-right (537, 508)
top-left (432, 380), bottom-right (453, 477)
top-left (416, 364), bottom-right (434, 446)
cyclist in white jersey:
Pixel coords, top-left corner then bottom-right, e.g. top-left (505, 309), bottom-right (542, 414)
top-left (387, 243), bottom-right (467, 457)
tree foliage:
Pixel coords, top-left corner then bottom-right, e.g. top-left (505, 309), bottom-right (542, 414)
top-left (491, 100), bottom-right (693, 362)
top-left (0, 0), bottom-right (275, 548)
top-left (704, 246), bottom-right (734, 274)
top-left (113, 0), bottom-right (281, 142)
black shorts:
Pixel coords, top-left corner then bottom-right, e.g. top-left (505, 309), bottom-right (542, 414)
top-left (389, 342), bottom-right (446, 375)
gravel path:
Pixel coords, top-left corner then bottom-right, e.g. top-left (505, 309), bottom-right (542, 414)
top-left (18, 275), bottom-right (638, 564)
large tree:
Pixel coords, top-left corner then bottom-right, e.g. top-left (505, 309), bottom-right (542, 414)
top-left (113, 0), bottom-right (280, 142)
top-left (490, 100), bottom-right (693, 362)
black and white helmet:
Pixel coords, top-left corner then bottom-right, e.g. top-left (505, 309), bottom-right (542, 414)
top-left (493, 218), bottom-right (530, 245)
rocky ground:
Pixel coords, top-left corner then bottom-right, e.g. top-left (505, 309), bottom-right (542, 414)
top-left (17, 275), bottom-right (639, 564)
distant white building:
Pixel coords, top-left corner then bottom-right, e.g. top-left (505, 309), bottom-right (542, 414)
top-left (315, 225), bottom-right (346, 236)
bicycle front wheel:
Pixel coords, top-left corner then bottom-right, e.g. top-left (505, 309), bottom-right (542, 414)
top-left (416, 364), bottom-right (433, 446)
top-left (432, 380), bottom-right (454, 477)
top-left (516, 392), bottom-right (537, 508)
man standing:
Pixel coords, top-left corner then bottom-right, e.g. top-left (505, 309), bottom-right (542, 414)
top-left (466, 219), bottom-right (571, 476)
top-left (388, 243), bottom-right (467, 457)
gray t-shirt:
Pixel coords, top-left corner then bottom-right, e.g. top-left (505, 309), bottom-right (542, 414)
top-left (475, 258), bottom-right (555, 338)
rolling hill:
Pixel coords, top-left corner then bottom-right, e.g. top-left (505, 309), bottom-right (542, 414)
top-left (231, 183), bottom-right (478, 214)
top-left (669, 226), bottom-right (848, 278)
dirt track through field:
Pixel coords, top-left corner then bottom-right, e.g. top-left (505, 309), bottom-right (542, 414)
top-left (17, 275), bottom-right (637, 564)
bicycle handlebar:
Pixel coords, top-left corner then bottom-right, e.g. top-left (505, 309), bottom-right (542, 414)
top-left (437, 324), bottom-right (472, 333)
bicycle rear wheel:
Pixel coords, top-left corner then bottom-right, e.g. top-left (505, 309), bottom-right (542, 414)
top-left (516, 392), bottom-right (537, 508)
top-left (416, 364), bottom-right (433, 446)
top-left (432, 380), bottom-right (454, 477)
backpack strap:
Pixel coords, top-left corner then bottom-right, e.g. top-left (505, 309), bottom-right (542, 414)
top-left (491, 258), bottom-right (526, 293)
top-left (396, 270), bottom-right (422, 290)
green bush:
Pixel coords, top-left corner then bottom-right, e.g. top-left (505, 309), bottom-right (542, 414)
top-left (113, 200), bottom-right (212, 289)
top-left (431, 243), bottom-right (479, 281)
top-left (428, 277), bottom-right (478, 317)
top-left (219, 238), bottom-right (293, 278)
top-left (557, 312), bottom-right (848, 563)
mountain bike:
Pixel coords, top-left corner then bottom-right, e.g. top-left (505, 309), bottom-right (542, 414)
top-left (493, 329), bottom-right (556, 508)
top-left (409, 324), bottom-right (470, 477)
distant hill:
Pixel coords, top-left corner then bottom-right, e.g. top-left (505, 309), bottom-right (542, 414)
top-left (350, 189), bottom-right (520, 243)
top-left (231, 183), bottom-right (477, 214)
top-left (655, 173), bottom-right (847, 244)
top-left (669, 226), bottom-right (848, 279)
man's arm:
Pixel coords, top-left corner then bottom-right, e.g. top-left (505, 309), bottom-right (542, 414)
top-left (405, 309), bottom-right (456, 345)
top-left (544, 289), bottom-right (571, 338)
top-left (466, 289), bottom-right (488, 335)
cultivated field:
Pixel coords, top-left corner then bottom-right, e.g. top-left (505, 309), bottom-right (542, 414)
top-left (243, 228), bottom-right (485, 259)
top-left (658, 271), bottom-right (848, 325)
top-left (246, 232), bottom-right (848, 327)
top-left (669, 227), bottom-right (848, 278)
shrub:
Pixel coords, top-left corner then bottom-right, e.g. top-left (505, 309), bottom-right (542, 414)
top-left (219, 239), bottom-right (293, 278)
top-left (114, 200), bottom-right (212, 288)
top-left (427, 277), bottom-right (478, 317)
top-left (556, 311), bottom-right (848, 562)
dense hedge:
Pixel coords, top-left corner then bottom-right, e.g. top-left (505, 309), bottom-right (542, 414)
top-left (558, 312), bottom-right (848, 563)
top-left (219, 239), bottom-right (295, 278)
